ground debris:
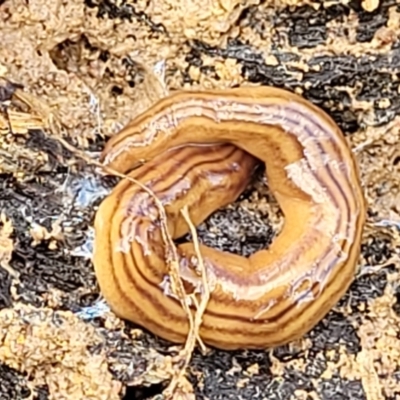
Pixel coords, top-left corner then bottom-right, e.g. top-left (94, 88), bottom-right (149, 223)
top-left (0, 303), bottom-right (122, 399)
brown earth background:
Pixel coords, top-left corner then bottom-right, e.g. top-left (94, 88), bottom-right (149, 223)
top-left (1, 0), bottom-right (400, 399)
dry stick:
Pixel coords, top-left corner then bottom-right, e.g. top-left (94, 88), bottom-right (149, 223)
top-left (181, 206), bottom-right (209, 354)
top-left (13, 89), bottom-right (211, 394)
top-left (164, 205), bottom-right (210, 398)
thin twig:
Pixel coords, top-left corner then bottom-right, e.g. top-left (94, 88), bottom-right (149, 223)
top-left (163, 205), bottom-right (210, 399)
